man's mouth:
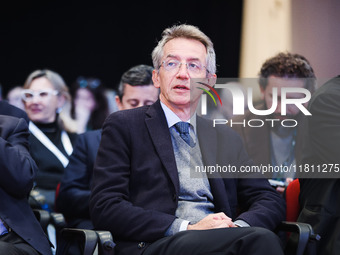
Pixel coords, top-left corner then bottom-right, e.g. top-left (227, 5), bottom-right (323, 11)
top-left (174, 85), bottom-right (189, 90)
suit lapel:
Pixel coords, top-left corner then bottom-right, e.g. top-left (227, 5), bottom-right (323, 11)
top-left (145, 101), bottom-right (180, 194)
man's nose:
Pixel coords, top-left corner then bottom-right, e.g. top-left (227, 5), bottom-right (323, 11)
top-left (176, 63), bottom-right (190, 78)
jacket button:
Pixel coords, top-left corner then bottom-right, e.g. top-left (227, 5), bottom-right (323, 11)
top-left (138, 242), bottom-right (146, 249)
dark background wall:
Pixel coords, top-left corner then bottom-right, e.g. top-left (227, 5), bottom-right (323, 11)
top-left (0, 1), bottom-right (243, 96)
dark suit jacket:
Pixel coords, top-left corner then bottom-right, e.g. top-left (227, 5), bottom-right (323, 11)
top-left (231, 103), bottom-right (305, 168)
top-left (56, 129), bottom-right (101, 229)
top-left (0, 115), bottom-right (52, 255)
top-left (298, 76), bottom-right (340, 255)
top-left (0, 100), bottom-right (29, 123)
top-left (90, 100), bottom-right (285, 255)
top-left (302, 76), bottom-right (340, 165)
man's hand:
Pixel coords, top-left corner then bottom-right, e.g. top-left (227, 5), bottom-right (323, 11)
top-left (187, 212), bottom-right (236, 230)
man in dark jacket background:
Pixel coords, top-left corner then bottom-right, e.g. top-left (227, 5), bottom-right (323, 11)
top-left (0, 101), bottom-right (52, 255)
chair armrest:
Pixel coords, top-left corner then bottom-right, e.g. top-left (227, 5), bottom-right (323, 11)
top-left (50, 212), bottom-right (67, 246)
top-left (278, 221), bottom-right (321, 255)
top-left (61, 228), bottom-right (98, 255)
top-left (33, 209), bottom-right (51, 234)
top-left (96, 231), bottom-right (115, 255)
top-left (50, 212), bottom-right (67, 230)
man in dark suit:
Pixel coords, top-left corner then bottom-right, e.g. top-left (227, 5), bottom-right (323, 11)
top-left (90, 24), bottom-right (285, 255)
top-left (0, 104), bottom-right (52, 254)
top-left (56, 64), bottom-right (159, 229)
top-left (297, 75), bottom-right (340, 255)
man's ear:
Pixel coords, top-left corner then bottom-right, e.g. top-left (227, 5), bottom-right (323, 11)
top-left (115, 95), bottom-right (124, 111)
top-left (207, 73), bottom-right (217, 88)
top-left (152, 69), bottom-right (160, 89)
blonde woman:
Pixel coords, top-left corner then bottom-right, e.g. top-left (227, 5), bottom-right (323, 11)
top-left (22, 69), bottom-right (78, 211)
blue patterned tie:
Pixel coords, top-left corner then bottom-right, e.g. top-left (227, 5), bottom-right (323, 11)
top-left (174, 122), bottom-right (195, 147)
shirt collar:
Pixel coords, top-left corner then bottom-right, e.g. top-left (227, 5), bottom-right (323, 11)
top-left (160, 101), bottom-right (197, 133)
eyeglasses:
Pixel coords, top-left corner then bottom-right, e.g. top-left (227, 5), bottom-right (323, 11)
top-left (21, 89), bottom-right (59, 102)
top-left (159, 59), bottom-right (208, 75)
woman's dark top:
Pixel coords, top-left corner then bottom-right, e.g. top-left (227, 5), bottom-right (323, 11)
top-left (29, 120), bottom-right (78, 190)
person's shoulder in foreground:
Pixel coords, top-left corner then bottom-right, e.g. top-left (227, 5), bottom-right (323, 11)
top-left (0, 114), bottom-right (52, 255)
top-left (297, 75), bottom-right (340, 255)
top-left (0, 100), bottom-right (29, 123)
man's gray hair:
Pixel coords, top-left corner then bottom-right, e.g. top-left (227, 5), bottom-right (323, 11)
top-left (152, 24), bottom-right (216, 75)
